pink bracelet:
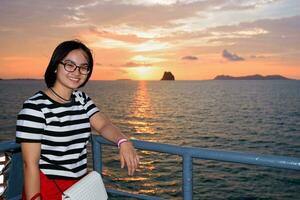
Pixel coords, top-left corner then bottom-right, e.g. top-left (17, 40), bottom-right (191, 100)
top-left (117, 138), bottom-right (128, 148)
top-left (31, 192), bottom-right (42, 200)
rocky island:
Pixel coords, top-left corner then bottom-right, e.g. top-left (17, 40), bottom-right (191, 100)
top-left (161, 71), bottom-right (175, 80)
top-left (214, 74), bottom-right (292, 80)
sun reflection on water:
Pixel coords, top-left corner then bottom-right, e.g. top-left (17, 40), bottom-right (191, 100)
top-left (128, 81), bottom-right (157, 136)
top-left (117, 177), bottom-right (148, 181)
top-left (100, 81), bottom-right (183, 198)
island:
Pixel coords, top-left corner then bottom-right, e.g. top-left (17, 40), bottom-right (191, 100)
top-left (214, 74), bottom-right (292, 80)
top-left (161, 71), bottom-right (175, 80)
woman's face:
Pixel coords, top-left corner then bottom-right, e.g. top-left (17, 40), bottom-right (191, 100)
top-left (55, 49), bottom-right (89, 90)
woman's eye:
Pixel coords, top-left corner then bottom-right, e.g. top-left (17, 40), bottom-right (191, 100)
top-left (66, 63), bottom-right (75, 68)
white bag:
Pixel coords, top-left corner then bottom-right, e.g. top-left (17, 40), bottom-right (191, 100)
top-left (62, 171), bottom-right (108, 200)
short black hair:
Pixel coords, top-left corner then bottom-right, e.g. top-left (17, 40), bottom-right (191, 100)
top-left (44, 40), bottom-right (94, 88)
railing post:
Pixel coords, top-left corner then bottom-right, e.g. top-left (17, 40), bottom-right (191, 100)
top-left (183, 154), bottom-right (193, 200)
top-left (92, 135), bottom-right (103, 173)
top-left (6, 151), bottom-right (23, 199)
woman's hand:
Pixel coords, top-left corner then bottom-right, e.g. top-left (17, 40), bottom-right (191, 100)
top-left (90, 112), bottom-right (140, 175)
top-left (119, 141), bottom-right (139, 176)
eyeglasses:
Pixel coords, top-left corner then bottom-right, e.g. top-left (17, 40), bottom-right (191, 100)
top-left (59, 61), bottom-right (90, 75)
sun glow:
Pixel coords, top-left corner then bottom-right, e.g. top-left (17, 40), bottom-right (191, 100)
top-left (137, 67), bottom-right (149, 75)
top-left (135, 67), bottom-right (151, 80)
top-left (127, 66), bottom-right (161, 80)
top-left (132, 55), bottom-right (166, 63)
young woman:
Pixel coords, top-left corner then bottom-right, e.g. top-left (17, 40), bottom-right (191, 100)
top-left (16, 40), bottom-right (139, 200)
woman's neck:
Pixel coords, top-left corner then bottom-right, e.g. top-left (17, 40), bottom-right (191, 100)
top-left (49, 84), bottom-right (73, 102)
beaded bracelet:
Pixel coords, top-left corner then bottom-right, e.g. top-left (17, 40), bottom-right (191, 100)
top-left (117, 138), bottom-right (128, 148)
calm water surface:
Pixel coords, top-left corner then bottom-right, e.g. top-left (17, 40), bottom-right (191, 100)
top-left (0, 80), bottom-right (299, 199)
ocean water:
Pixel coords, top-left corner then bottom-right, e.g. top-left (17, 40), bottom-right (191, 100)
top-left (0, 80), bottom-right (300, 199)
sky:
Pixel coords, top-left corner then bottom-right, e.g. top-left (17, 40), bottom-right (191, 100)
top-left (0, 0), bottom-right (300, 80)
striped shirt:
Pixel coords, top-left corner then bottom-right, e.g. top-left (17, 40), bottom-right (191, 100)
top-left (16, 90), bottom-right (99, 179)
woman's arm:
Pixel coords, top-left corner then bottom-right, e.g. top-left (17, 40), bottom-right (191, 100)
top-left (90, 112), bottom-right (139, 175)
top-left (21, 143), bottom-right (41, 200)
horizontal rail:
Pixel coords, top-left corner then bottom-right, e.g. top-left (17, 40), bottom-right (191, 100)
top-left (92, 136), bottom-right (300, 199)
top-left (106, 188), bottom-right (161, 200)
top-left (93, 136), bottom-right (300, 171)
top-left (0, 141), bottom-right (20, 153)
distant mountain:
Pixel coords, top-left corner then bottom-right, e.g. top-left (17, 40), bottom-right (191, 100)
top-left (214, 74), bottom-right (292, 80)
top-left (161, 71), bottom-right (175, 80)
top-left (1, 78), bottom-right (42, 81)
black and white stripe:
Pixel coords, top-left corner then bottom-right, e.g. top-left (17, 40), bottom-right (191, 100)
top-left (16, 90), bottom-right (99, 179)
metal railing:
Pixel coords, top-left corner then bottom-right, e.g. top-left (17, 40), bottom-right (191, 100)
top-left (91, 135), bottom-right (300, 200)
top-left (1, 137), bottom-right (300, 200)
top-left (0, 141), bottom-right (23, 200)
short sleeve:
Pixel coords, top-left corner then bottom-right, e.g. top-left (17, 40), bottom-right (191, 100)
top-left (83, 92), bottom-right (100, 118)
top-left (16, 100), bottom-right (45, 143)
top-left (73, 91), bottom-right (100, 118)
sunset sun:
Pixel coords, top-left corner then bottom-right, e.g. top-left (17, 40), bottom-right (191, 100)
top-left (136, 67), bottom-right (148, 76)
top-left (126, 66), bottom-right (162, 80)
top-left (135, 67), bottom-right (151, 80)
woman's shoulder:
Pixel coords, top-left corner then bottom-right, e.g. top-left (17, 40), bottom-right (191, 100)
top-left (19, 91), bottom-right (47, 112)
top-left (22, 91), bottom-right (47, 105)
top-left (73, 90), bottom-right (92, 99)
top-left (24, 91), bottom-right (43, 101)
top-left (72, 90), bottom-right (96, 106)
top-left (73, 90), bottom-right (84, 96)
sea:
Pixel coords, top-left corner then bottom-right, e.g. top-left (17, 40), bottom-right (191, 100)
top-left (0, 80), bottom-right (299, 199)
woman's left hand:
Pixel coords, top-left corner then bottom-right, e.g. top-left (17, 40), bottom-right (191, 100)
top-left (89, 113), bottom-right (140, 175)
top-left (119, 141), bottom-right (139, 176)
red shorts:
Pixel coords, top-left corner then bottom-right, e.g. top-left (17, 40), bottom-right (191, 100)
top-left (22, 171), bottom-right (79, 200)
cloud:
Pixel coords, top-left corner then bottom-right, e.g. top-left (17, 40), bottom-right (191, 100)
top-left (115, 0), bottom-right (216, 7)
top-left (222, 49), bottom-right (245, 61)
top-left (89, 37), bottom-right (172, 52)
top-left (79, 0), bottom-right (238, 29)
top-left (182, 55), bottom-right (198, 60)
top-left (88, 26), bottom-right (147, 43)
top-left (213, 0), bottom-right (281, 11)
top-left (250, 55), bottom-right (267, 59)
top-left (131, 55), bottom-right (166, 62)
top-left (122, 62), bottom-right (153, 67)
top-left (1, 0), bottom-right (300, 68)
top-left (67, 1), bottom-right (100, 11)
top-left (205, 15), bottom-right (300, 56)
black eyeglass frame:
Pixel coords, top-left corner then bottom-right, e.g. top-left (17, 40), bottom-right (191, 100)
top-left (59, 61), bottom-right (90, 75)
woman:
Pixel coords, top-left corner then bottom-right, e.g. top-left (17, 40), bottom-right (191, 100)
top-left (16, 40), bottom-right (139, 200)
